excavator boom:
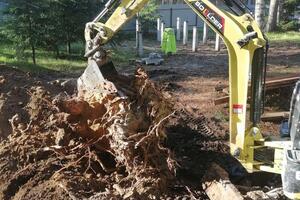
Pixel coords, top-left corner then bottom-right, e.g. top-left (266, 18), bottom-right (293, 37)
top-left (79, 0), bottom-right (267, 168)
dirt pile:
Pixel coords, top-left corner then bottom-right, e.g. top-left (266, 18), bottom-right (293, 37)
top-left (0, 67), bottom-right (179, 199)
top-left (0, 66), bottom-right (287, 200)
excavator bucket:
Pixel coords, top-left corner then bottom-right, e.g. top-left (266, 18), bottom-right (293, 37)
top-left (77, 59), bottom-right (119, 97)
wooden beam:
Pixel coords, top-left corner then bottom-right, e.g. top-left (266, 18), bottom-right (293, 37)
top-left (214, 76), bottom-right (300, 105)
top-left (261, 111), bottom-right (289, 121)
top-left (202, 163), bottom-right (244, 200)
top-left (214, 96), bottom-right (229, 105)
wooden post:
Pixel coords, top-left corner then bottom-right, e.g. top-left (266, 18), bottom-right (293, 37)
top-left (176, 17), bottom-right (181, 41)
top-left (160, 22), bottom-right (165, 46)
top-left (192, 26), bottom-right (198, 52)
top-left (202, 22), bottom-right (208, 44)
top-left (183, 21), bottom-right (188, 45)
top-left (157, 18), bottom-right (161, 41)
top-left (215, 34), bottom-right (221, 51)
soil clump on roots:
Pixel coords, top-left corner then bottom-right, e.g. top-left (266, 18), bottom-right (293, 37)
top-left (0, 67), bottom-right (203, 199)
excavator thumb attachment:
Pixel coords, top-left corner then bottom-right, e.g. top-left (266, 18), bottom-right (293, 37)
top-left (77, 59), bottom-right (119, 97)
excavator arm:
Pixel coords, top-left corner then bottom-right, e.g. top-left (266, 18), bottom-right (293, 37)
top-left (85, 0), bottom-right (149, 46)
top-left (81, 0), bottom-right (267, 171)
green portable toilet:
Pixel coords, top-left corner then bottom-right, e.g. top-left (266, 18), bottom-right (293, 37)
top-left (161, 28), bottom-right (176, 54)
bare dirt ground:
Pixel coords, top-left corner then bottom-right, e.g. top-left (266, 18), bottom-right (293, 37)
top-left (133, 41), bottom-right (300, 137)
top-left (0, 40), bottom-right (299, 199)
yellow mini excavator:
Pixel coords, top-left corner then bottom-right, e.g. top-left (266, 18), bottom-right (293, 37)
top-left (77, 0), bottom-right (300, 199)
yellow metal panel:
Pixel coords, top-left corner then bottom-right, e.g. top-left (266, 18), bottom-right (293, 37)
top-left (259, 165), bottom-right (282, 174)
top-left (184, 0), bottom-right (266, 152)
top-left (284, 192), bottom-right (300, 200)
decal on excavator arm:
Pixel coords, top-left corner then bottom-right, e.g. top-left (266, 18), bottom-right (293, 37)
top-left (192, 1), bottom-right (225, 34)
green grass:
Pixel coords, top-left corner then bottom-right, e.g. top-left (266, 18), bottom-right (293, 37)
top-left (266, 31), bottom-right (300, 44)
top-left (0, 41), bottom-right (137, 73)
top-left (0, 42), bottom-right (86, 73)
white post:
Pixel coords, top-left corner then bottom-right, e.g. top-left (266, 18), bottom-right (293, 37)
top-left (215, 34), bottom-right (221, 51)
top-left (192, 26), bottom-right (198, 52)
top-left (138, 32), bottom-right (143, 56)
top-left (136, 16), bottom-right (140, 48)
top-left (176, 17), bottom-right (181, 41)
top-left (183, 21), bottom-right (188, 45)
top-left (157, 18), bottom-right (161, 41)
top-left (202, 22), bottom-right (208, 44)
top-left (160, 22), bottom-right (164, 46)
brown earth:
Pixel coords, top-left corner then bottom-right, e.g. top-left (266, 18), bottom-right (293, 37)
top-left (0, 65), bottom-right (231, 200)
top-left (0, 41), bottom-right (299, 199)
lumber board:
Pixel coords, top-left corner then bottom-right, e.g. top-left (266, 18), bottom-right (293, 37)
top-left (202, 163), bottom-right (244, 200)
top-left (214, 76), bottom-right (300, 105)
top-left (214, 96), bottom-right (229, 105)
top-left (261, 111), bottom-right (289, 121)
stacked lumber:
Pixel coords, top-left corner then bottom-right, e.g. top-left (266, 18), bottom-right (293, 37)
top-left (214, 76), bottom-right (300, 105)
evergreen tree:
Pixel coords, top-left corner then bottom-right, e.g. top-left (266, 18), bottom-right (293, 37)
top-left (4, 0), bottom-right (47, 64)
top-left (3, 0), bottom-right (104, 64)
top-left (279, 0), bottom-right (300, 31)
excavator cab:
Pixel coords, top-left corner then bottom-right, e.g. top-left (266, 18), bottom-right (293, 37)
top-left (282, 81), bottom-right (300, 199)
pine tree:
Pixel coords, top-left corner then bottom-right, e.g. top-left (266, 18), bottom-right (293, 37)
top-left (4, 0), bottom-right (104, 63)
top-left (4, 0), bottom-right (47, 64)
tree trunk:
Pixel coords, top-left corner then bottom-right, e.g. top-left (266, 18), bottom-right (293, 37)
top-left (27, 14), bottom-right (36, 65)
top-left (66, 33), bottom-right (71, 54)
top-left (31, 44), bottom-right (36, 65)
top-left (276, 0), bottom-right (283, 26)
top-left (255, 0), bottom-right (265, 29)
top-left (266, 0), bottom-right (280, 32)
top-left (55, 46), bottom-right (60, 59)
top-left (67, 41), bottom-right (71, 55)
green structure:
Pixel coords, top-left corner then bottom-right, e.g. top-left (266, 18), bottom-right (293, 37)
top-left (161, 28), bottom-right (176, 54)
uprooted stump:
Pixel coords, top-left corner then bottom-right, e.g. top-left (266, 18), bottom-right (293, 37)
top-left (0, 68), bottom-right (176, 199)
top-left (55, 68), bottom-right (176, 197)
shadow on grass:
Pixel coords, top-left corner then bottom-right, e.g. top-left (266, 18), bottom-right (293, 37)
top-left (2, 61), bottom-right (57, 73)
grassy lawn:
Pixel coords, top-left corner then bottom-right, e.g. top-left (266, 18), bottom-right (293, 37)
top-left (266, 31), bottom-right (300, 44)
top-left (0, 42), bottom-right (86, 73)
top-left (0, 41), bottom-right (137, 73)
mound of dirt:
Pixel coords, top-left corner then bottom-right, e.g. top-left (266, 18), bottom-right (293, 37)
top-left (0, 67), bottom-right (178, 199)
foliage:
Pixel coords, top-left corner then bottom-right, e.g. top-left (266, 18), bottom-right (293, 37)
top-left (139, 0), bottom-right (159, 33)
top-left (279, 0), bottom-right (300, 31)
top-left (3, 0), bottom-right (48, 64)
top-left (2, 0), bottom-right (104, 64)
